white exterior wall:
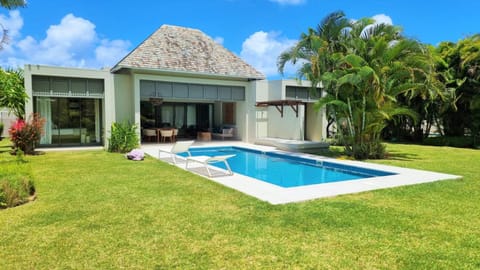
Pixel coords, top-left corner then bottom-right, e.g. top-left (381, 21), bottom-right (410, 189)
top-left (255, 79), bottom-right (326, 141)
top-left (249, 80), bottom-right (269, 141)
top-left (267, 80), bottom-right (284, 100)
top-left (113, 74), bottom-right (134, 123)
top-left (267, 105), bottom-right (306, 140)
top-left (24, 65), bottom-right (115, 148)
top-left (306, 103), bottom-right (326, 141)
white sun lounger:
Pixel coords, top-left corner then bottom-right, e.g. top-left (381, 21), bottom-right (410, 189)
top-left (158, 140), bottom-right (195, 164)
top-left (185, 154), bottom-right (235, 176)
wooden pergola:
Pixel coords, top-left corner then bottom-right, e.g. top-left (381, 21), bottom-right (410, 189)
top-left (255, 100), bottom-right (307, 118)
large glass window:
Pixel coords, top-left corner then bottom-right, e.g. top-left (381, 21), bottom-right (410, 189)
top-left (140, 101), bottom-right (213, 139)
top-left (35, 97), bottom-right (103, 146)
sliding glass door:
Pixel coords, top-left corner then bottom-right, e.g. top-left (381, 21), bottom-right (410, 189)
top-left (35, 97), bottom-right (103, 146)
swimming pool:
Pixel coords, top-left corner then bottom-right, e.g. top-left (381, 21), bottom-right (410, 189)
top-left (180, 146), bottom-right (396, 188)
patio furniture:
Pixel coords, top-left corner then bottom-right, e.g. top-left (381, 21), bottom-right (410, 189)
top-left (212, 128), bottom-right (234, 140)
top-left (159, 129), bottom-right (174, 143)
top-left (185, 154), bottom-right (235, 176)
top-left (143, 129), bottom-right (157, 142)
top-left (172, 128), bottom-right (178, 142)
top-left (197, 131), bottom-right (211, 141)
top-left (158, 140), bottom-right (194, 164)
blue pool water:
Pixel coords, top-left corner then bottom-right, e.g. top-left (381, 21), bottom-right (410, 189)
top-left (180, 146), bottom-right (396, 188)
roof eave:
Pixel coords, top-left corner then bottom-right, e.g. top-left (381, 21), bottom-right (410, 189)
top-left (111, 65), bottom-right (266, 81)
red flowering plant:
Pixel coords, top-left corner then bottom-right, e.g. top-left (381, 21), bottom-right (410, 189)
top-left (8, 113), bottom-right (46, 155)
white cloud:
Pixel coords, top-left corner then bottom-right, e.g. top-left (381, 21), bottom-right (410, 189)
top-left (95, 39), bottom-right (131, 68)
top-left (270, 0), bottom-right (306, 5)
top-left (372, 14), bottom-right (393, 25)
top-left (0, 12), bottom-right (131, 69)
top-left (213, 36), bottom-right (224, 45)
top-left (0, 10), bottom-right (24, 53)
top-left (240, 31), bottom-right (298, 78)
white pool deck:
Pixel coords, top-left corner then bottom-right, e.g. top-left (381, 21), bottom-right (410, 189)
top-left (142, 141), bottom-right (461, 205)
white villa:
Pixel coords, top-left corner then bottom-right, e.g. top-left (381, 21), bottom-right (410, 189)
top-left (23, 25), bottom-right (326, 148)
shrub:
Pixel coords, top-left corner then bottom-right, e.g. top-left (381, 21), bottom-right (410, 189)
top-left (8, 113), bottom-right (45, 155)
top-left (108, 121), bottom-right (139, 153)
top-left (0, 162), bottom-right (35, 209)
top-left (346, 140), bottom-right (386, 160)
top-left (0, 176), bottom-right (35, 208)
top-left (0, 122), bottom-right (4, 140)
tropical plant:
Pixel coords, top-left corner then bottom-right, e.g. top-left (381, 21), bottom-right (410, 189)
top-left (8, 113), bottom-right (45, 155)
top-left (279, 12), bottom-right (444, 159)
top-left (436, 35), bottom-right (480, 145)
top-left (108, 121), bottom-right (139, 153)
top-left (278, 11), bottom-right (350, 85)
top-left (0, 68), bottom-right (28, 118)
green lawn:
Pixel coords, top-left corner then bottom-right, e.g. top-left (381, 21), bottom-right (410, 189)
top-left (1, 142), bottom-right (479, 269)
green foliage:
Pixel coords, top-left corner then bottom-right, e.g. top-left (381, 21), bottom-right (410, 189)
top-left (423, 136), bottom-right (474, 148)
top-left (0, 122), bottom-right (3, 138)
top-left (0, 0), bottom-right (26, 10)
top-left (0, 175), bottom-right (35, 208)
top-left (437, 35), bottom-right (480, 138)
top-left (344, 140), bottom-right (387, 160)
top-left (108, 121), bottom-right (139, 153)
top-left (8, 113), bottom-right (45, 155)
top-left (0, 154), bottom-right (34, 209)
top-left (0, 68), bottom-right (28, 119)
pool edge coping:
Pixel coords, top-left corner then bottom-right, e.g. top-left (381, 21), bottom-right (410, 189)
top-left (143, 142), bottom-right (462, 204)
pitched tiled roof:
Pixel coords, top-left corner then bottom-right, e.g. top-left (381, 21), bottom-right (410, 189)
top-left (112, 25), bottom-right (265, 80)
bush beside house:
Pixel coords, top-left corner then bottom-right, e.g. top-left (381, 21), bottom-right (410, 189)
top-left (108, 122), bottom-right (139, 153)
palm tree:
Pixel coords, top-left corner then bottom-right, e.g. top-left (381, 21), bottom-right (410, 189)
top-left (277, 11), bottom-right (351, 141)
top-left (0, 0), bottom-right (25, 9)
top-left (277, 11), bottom-right (351, 86)
top-left (279, 12), bottom-right (445, 159)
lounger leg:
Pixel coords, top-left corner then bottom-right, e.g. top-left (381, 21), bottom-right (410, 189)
top-left (205, 164), bottom-right (212, 177)
top-left (223, 160), bottom-right (233, 175)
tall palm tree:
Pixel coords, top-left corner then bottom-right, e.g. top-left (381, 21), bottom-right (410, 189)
top-left (277, 11), bottom-right (351, 85)
top-left (279, 12), bottom-right (445, 159)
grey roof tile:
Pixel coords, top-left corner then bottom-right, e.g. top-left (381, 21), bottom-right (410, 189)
top-left (113, 25), bottom-right (265, 80)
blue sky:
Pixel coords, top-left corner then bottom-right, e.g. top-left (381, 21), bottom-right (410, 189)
top-left (0, 0), bottom-right (478, 79)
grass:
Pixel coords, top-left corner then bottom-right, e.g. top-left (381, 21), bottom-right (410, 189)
top-left (1, 141), bottom-right (479, 269)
